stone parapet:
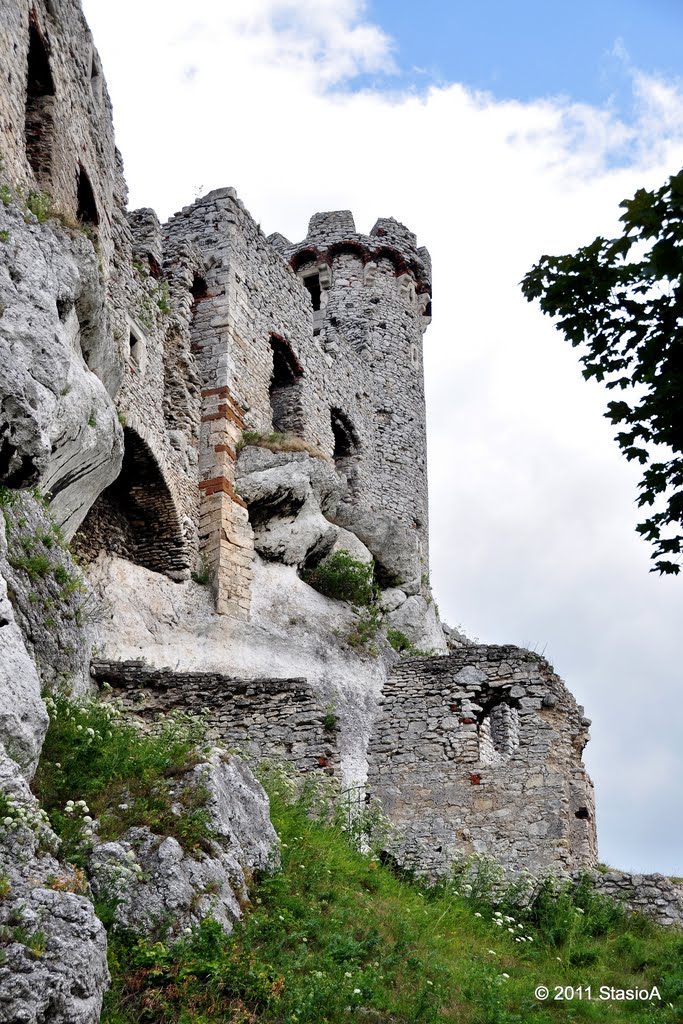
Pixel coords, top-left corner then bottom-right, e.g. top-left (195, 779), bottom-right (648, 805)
top-left (90, 660), bottom-right (341, 774)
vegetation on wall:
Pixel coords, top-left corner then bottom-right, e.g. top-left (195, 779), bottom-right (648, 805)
top-left (303, 551), bottom-right (376, 607)
top-left (238, 431), bottom-right (330, 462)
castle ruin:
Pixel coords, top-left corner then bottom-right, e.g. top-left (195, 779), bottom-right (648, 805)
top-left (0, 0), bottom-right (599, 883)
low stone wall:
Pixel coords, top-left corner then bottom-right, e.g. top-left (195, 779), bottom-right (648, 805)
top-left (90, 660), bottom-right (340, 774)
top-left (367, 645), bottom-right (597, 878)
top-left (585, 870), bottom-right (683, 928)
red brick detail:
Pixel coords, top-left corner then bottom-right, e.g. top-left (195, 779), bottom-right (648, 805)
top-left (198, 477), bottom-right (247, 508)
top-left (214, 443), bottom-right (237, 459)
top-left (469, 773), bottom-right (482, 786)
top-left (461, 717), bottom-right (476, 725)
top-left (201, 403), bottom-right (245, 428)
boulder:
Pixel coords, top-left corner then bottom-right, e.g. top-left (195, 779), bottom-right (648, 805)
top-left (332, 504), bottom-right (420, 586)
top-left (87, 751), bottom-right (279, 938)
top-left (384, 595), bottom-right (448, 654)
top-left (379, 587), bottom-right (407, 613)
top-left (0, 493), bottom-right (92, 693)
top-left (236, 447), bottom-right (342, 566)
top-left (326, 526), bottom-right (373, 565)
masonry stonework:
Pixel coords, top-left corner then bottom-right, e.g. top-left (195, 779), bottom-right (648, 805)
top-left (90, 660), bottom-right (341, 775)
top-left (368, 647), bottom-right (597, 877)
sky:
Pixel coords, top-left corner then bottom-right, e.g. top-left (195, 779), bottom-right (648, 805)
top-left (81, 0), bottom-right (683, 875)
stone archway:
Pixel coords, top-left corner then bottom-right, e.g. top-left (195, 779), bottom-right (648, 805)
top-left (73, 427), bottom-right (189, 579)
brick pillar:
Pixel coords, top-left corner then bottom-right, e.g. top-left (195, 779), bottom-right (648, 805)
top-left (199, 386), bottom-right (253, 618)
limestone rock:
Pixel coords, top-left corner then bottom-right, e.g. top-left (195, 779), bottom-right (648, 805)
top-left (237, 446), bottom-right (342, 518)
top-left (236, 447), bottom-right (342, 566)
top-left (384, 595), bottom-right (447, 654)
top-left (253, 504), bottom-right (337, 567)
top-left (0, 752), bottom-right (109, 1024)
top-left (0, 889), bottom-right (109, 1024)
top-left (332, 504), bottom-right (420, 586)
top-left (0, 520), bottom-right (47, 779)
top-left (442, 623), bottom-right (473, 649)
top-left (0, 203), bottom-right (123, 537)
top-left (379, 587), bottom-right (407, 613)
top-left (0, 493), bottom-right (92, 692)
top-left (327, 526), bottom-right (374, 565)
top-left (87, 751), bottom-right (278, 938)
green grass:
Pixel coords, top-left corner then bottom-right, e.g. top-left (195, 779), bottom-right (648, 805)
top-left (100, 772), bottom-right (683, 1023)
top-left (33, 694), bottom-right (213, 865)
top-left (237, 430), bottom-right (329, 462)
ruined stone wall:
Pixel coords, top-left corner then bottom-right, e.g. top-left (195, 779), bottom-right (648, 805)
top-left (367, 646), bottom-right (597, 877)
top-left (584, 870), bottom-right (683, 928)
top-left (163, 189), bottom-right (334, 615)
top-left (0, 0), bottom-right (123, 277)
top-left (91, 660), bottom-right (341, 775)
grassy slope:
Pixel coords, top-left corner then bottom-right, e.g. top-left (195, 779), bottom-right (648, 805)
top-left (101, 776), bottom-right (683, 1024)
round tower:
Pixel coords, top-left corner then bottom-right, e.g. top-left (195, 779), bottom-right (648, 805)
top-left (286, 211), bottom-right (433, 583)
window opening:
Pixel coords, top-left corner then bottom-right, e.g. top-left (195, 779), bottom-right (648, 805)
top-left (269, 336), bottom-right (304, 434)
top-left (76, 166), bottom-right (99, 226)
top-left (302, 272), bottom-right (321, 312)
top-left (331, 408), bottom-right (360, 497)
top-left (478, 701), bottom-right (520, 765)
top-left (25, 22), bottom-right (55, 183)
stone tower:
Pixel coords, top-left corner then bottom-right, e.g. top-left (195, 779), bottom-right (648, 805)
top-left (280, 211), bottom-right (433, 581)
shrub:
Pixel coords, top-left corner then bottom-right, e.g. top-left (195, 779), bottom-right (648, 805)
top-left (12, 552), bottom-right (51, 577)
top-left (25, 189), bottom-right (53, 222)
top-left (0, 485), bottom-right (18, 509)
top-left (386, 628), bottom-right (413, 653)
top-left (303, 551), bottom-right (376, 607)
top-left (386, 628), bottom-right (434, 658)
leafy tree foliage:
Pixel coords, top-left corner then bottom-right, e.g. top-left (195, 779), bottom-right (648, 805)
top-left (522, 169), bottom-right (683, 574)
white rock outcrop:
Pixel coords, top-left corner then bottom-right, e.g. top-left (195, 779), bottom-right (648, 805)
top-left (384, 594), bottom-right (447, 654)
top-left (0, 203), bottom-right (123, 537)
top-left (0, 751), bottom-right (109, 1024)
top-left (236, 446), bottom-right (342, 567)
top-left (87, 751), bottom-right (278, 938)
top-left (0, 520), bottom-right (48, 779)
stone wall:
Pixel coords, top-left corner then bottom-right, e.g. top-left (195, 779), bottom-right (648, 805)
top-left (585, 870), bottom-right (683, 928)
top-left (90, 660), bottom-right (341, 774)
top-left (367, 646), bottom-right (597, 877)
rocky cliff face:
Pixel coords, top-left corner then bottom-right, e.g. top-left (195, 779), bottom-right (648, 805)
top-left (0, 202), bottom-right (124, 534)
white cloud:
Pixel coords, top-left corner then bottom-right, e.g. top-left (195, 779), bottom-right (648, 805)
top-left (82, 0), bottom-right (683, 873)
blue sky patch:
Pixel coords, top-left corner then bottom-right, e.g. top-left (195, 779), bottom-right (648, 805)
top-left (362, 0), bottom-right (682, 118)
